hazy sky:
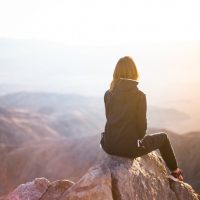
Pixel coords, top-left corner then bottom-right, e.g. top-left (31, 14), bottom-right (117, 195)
top-left (0, 0), bottom-right (200, 132)
top-left (0, 0), bottom-right (200, 97)
top-left (0, 0), bottom-right (200, 45)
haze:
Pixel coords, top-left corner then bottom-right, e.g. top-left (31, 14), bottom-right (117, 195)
top-left (0, 0), bottom-right (200, 43)
top-left (0, 0), bottom-right (200, 132)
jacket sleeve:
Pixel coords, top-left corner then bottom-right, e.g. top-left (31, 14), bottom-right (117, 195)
top-left (104, 90), bottom-right (109, 119)
top-left (137, 93), bottom-right (147, 139)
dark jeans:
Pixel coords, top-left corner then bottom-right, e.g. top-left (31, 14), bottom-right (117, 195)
top-left (134, 132), bottom-right (178, 171)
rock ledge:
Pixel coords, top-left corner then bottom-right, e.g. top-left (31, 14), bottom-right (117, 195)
top-left (5, 152), bottom-right (200, 200)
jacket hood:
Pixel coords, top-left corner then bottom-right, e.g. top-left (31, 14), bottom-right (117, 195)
top-left (115, 78), bottom-right (139, 92)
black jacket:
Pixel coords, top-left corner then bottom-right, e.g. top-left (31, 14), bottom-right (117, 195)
top-left (100, 78), bottom-right (147, 158)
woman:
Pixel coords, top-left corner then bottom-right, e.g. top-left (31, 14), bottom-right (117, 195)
top-left (100, 56), bottom-right (183, 181)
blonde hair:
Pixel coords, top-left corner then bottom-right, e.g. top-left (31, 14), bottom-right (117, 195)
top-left (109, 56), bottom-right (139, 91)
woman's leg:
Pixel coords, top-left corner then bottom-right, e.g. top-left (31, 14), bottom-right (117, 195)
top-left (135, 132), bottom-right (178, 171)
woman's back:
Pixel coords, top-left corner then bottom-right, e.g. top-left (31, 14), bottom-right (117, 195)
top-left (101, 78), bottom-right (147, 158)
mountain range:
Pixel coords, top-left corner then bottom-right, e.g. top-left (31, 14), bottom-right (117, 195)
top-left (0, 92), bottom-right (199, 196)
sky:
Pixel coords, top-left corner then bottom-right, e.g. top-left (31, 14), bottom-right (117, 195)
top-left (0, 0), bottom-right (200, 132)
top-left (0, 0), bottom-right (200, 96)
top-left (0, 0), bottom-right (200, 45)
top-left (0, 0), bottom-right (200, 97)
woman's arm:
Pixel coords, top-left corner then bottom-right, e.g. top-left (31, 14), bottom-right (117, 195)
top-left (137, 93), bottom-right (147, 139)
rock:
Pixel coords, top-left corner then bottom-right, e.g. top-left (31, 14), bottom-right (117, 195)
top-left (60, 163), bottom-right (113, 200)
top-left (5, 152), bottom-right (199, 200)
top-left (6, 177), bottom-right (50, 200)
top-left (61, 151), bottom-right (196, 200)
top-left (40, 180), bottom-right (74, 200)
top-left (170, 180), bottom-right (200, 200)
top-left (105, 152), bottom-right (176, 200)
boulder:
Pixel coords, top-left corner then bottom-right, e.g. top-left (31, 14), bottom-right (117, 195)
top-left (6, 178), bottom-right (50, 200)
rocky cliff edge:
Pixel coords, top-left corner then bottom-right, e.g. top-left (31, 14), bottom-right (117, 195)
top-left (4, 151), bottom-right (199, 200)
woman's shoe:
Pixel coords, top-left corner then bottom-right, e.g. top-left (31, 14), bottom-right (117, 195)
top-left (168, 168), bottom-right (183, 182)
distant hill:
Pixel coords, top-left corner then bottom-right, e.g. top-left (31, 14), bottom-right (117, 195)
top-left (0, 106), bottom-right (59, 146)
top-left (0, 92), bottom-right (105, 137)
top-left (169, 131), bottom-right (200, 192)
top-left (0, 92), bottom-right (190, 135)
top-left (0, 135), bottom-right (103, 196)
